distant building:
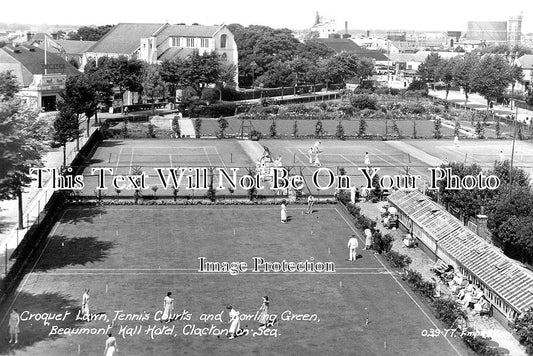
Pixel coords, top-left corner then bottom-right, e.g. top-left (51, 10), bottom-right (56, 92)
top-left (464, 21), bottom-right (508, 43)
top-left (309, 12), bottom-right (337, 39)
top-left (315, 38), bottom-right (388, 61)
top-left (33, 39), bottom-right (97, 69)
top-left (463, 14), bottom-right (524, 46)
top-left (81, 22), bottom-right (238, 105)
top-left (0, 44), bottom-right (80, 111)
top-left (82, 22), bottom-right (237, 79)
top-left (508, 13), bottom-right (523, 47)
top-left (516, 54), bottom-right (533, 92)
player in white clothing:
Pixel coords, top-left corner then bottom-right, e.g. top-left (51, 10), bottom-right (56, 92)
top-left (227, 306), bottom-right (241, 339)
top-left (81, 289), bottom-right (90, 320)
top-left (348, 235), bottom-right (359, 261)
top-left (162, 292), bottom-right (174, 323)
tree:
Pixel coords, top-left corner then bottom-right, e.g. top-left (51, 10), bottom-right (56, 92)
top-left (217, 116), bottom-right (229, 138)
top-left (97, 56), bottom-right (143, 113)
top-left (141, 64), bottom-right (167, 114)
top-left (437, 58), bottom-right (456, 100)
top-left (433, 118), bottom-right (442, 139)
top-left (453, 54), bottom-right (479, 108)
top-left (358, 118), bottom-right (367, 137)
top-left (175, 50), bottom-right (222, 97)
top-left (60, 74), bottom-right (97, 142)
top-left (269, 119), bottom-right (277, 137)
top-left (315, 120), bottom-right (325, 138)
top-left (53, 105), bottom-right (81, 167)
top-left (454, 121), bottom-right (461, 137)
top-left (335, 120), bottom-right (345, 140)
top-left (0, 81), bottom-right (44, 228)
top-left (194, 118), bottom-right (202, 138)
top-left (292, 119), bottom-right (298, 137)
top-left (509, 64), bottom-right (524, 96)
top-left (436, 162), bottom-right (485, 222)
top-left (255, 61), bottom-right (294, 88)
top-left (215, 63), bottom-right (237, 101)
top-left (84, 60), bottom-right (114, 125)
top-left (417, 52), bottom-right (442, 87)
top-left (227, 24), bottom-right (302, 87)
top-left (322, 52), bottom-right (360, 84)
top-left (0, 71), bottom-right (20, 100)
top-left (172, 116), bottom-right (181, 138)
top-left (69, 25), bottom-right (114, 41)
top-left (475, 121), bottom-right (484, 139)
top-left (470, 54), bottom-right (513, 111)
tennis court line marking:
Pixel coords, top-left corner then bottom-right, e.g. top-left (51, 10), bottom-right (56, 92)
top-left (119, 146), bottom-right (217, 150)
top-left (373, 147), bottom-right (428, 178)
top-left (114, 147), bottom-right (123, 173)
top-left (203, 147), bottom-right (212, 166)
top-left (129, 147), bottom-right (134, 173)
top-left (0, 210), bottom-right (68, 327)
top-left (213, 146), bottom-right (227, 169)
top-left (333, 207), bottom-right (464, 356)
top-left (340, 154), bottom-right (358, 167)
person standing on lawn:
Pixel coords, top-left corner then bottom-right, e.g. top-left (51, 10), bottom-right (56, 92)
top-left (8, 308), bottom-right (20, 344)
top-left (348, 234), bottom-right (359, 261)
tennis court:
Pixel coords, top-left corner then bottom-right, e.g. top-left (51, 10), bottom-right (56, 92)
top-left (0, 205), bottom-right (468, 355)
top-left (78, 139), bottom-right (437, 198)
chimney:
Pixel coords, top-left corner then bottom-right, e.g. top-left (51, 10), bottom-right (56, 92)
top-left (367, 30), bottom-right (370, 37)
top-left (345, 21), bottom-right (348, 35)
top-left (476, 213), bottom-right (491, 243)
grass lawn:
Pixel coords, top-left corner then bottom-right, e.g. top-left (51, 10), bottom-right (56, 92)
top-left (0, 205), bottom-right (468, 356)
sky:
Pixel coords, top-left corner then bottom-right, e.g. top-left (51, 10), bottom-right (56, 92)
top-left (1, 0), bottom-right (532, 34)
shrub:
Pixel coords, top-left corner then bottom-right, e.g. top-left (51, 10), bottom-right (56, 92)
top-left (475, 121), bottom-right (485, 139)
top-left (250, 129), bottom-right (263, 140)
top-left (201, 88), bottom-right (219, 103)
top-left (391, 120), bottom-right (401, 137)
top-left (121, 120), bottom-right (129, 138)
top-left (217, 116), bottom-right (229, 138)
top-left (315, 120), bottom-right (325, 138)
top-left (407, 80), bottom-right (428, 92)
top-left (432, 298), bottom-right (467, 328)
top-left (454, 121), bottom-right (461, 137)
top-left (433, 118), bottom-right (442, 139)
top-left (335, 121), bottom-right (345, 140)
top-left (512, 308), bottom-right (533, 355)
top-left (194, 118), bottom-right (202, 138)
top-left (269, 119), bottom-right (277, 137)
top-left (147, 123), bottom-right (156, 138)
top-left (384, 250), bottom-right (412, 269)
top-left (462, 335), bottom-right (504, 356)
top-left (172, 117), bottom-right (180, 138)
top-left (189, 102), bottom-right (238, 118)
top-left (350, 93), bottom-right (378, 110)
top-left (358, 118), bottom-right (367, 137)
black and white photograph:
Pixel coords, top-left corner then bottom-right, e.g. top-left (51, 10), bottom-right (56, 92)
top-left (1, 1), bottom-right (533, 354)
